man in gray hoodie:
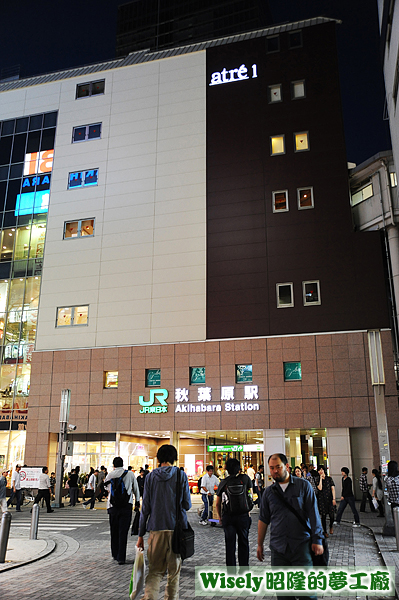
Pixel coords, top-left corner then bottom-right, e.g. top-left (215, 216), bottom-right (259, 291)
top-left (137, 444), bottom-right (191, 600)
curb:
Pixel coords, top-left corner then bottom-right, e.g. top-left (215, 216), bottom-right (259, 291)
top-left (0, 537), bottom-right (56, 572)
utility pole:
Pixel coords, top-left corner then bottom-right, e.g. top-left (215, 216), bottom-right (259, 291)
top-left (53, 389), bottom-right (70, 508)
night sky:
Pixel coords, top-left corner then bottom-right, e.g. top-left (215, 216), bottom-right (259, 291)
top-left (0, 0), bottom-right (391, 165)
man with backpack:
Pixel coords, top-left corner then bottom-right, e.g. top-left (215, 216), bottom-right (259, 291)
top-left (104, 457), bottom-right (140, 565)
top-left (215, 458), bottom-right (253, 566)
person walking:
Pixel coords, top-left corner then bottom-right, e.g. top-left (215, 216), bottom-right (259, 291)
top-left (105, 457), bottom-right (140, 565)
top-left (215, 457), bottom-right (253, 566)
top-left (137, 445), bottom-right (191, 599)
top-left (334, 467), bottom-right (360, 527)
top-left (247, 464), bottom-right (255, 482)
top-left (254, 465), bottom-right (264, 506)
top-left (371, 468), bottom-right (384, 517)
top-left (137, 468), bottom-right (145, 497)
top-left (96, 465), bottom-right (106, 502)
top-left (257, 453), bottom-right (324, 600)
top-left (385, 460), bottom-right (399, 516)
top-left (82, 469), bottom-right (98, 510)
top-left (0, 470), bottom-right (7, 513)
top-left (33, 466), bottom-right (54, 513)
top-left (7, 465), bottom-right (22, 511)
top-left (359, 467), bottom-right (376, 513)
top-left (199, 464), bottom-right (219, 525)
top-left (67, 468), bottom-right (79, 507)
top-left (316, 465), bottom-right (336, 537)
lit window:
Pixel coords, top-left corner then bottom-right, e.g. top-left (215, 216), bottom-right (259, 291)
top-left (302, 281), bottom-right (321, 306)
top-left (64, 219), bottom-right (95, 239)
top-left (272, 190), bottom-right (289, 212)
top-left (146, 369), bottom-right (161, 387)
top-left (76, 80), bottom-right (105, 99)
top-left (297, 187), bottom-right (314, 210)
top-left (72, 124), bottom-right (101, 143)
top-left (68, 169), bottom-right (98, 188)
top-left (268, 84), bottom-right (282, 103)
top-left (266, 36), bottom-right (279, 53)
top-left (271, 135), bottom-right (285, 155)
top-left (236, 365), bottom-right (252, 383)
top-left (294, 132), bottom-right (309, 152)
top-left (190, 367), bottom-right (206, 385)
top-left (351, 183), bottom-right (373, 206)
top-left (291, 80), bottom-right (306, 99)
top-left (289, 31), bottom-right (302, 49)
top-left (390, 172), bottom-right (397, 187)
top-left (277, 283), bottom-right (294, 308)
top-left (104, 371), bottom-right (118, 389)
top-left (284, 361), bottom-right (302, 381)
top-left (56, 305), bottom-right (89, 327)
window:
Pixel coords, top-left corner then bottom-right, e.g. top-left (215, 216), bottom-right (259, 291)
top-left (104, 371), bottom-right (118, 389)
top-left (294, 132), bottom-right (309, 152)
top-left (291, 80), bottom-right (306, 99)
top-left (68, 169), bottom-right (98, 189)
top-left (351, 183), bottom-right (373, 206)
top-left (64, 219), bottom-right (95, 239)
top-left (76, 80), bottom-right (105, 99)
top-left (72, 124), bottom-right (101, 143)
top-left (273, 190), bottom-right (288, 212)
top-left (390, 172), bottom-right (397, 188)
top-left (289, 31), bottom-right (302, 49)
top-left (266, 36), bottom-right (279, 53)
top-left (190, 367), bottom-right (205, 385)
top-left (302, 280), bottom-right (321, 306)
top-left (146, 368), bottom-right (161, 387)
top-left (236, 365), bottom-right (252, 383)
top-left (284, 362), bottom-right (302, 381)
top-left (297, 187), bottom-right (314, 210)
top-left (277, 283), bottom-right (294, 308)
top-left (56, 305), bottom-right (89, 327)
top-left (270, 135), bottom-right (285, 156)
top-left (268, 84), bottom-right (282, 103)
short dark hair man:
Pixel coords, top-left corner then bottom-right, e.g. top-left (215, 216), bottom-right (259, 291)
top-left (215, 458), bottom-right (253, 566)
top-left (359, 466), bottom-right (376, 513)
top-left (7, 465), bottom-right (22, 512)
top-left (33, 466), bottom-right (54, 513)
top-left (257, 453), bottom-right (324, 600)
top-left (199, 464), bottom-right (219, 525)
top-left (137, 445), bottom-right (191, 598)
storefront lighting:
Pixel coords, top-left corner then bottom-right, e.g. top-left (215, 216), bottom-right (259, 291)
top-left (8, 233), bottom-right (12, 237)
top-left (19, 278), bottom-right (23, 281)
top-left (2, 247), bottom-right (5, 250)
top-left (11, 229), bottom-right (15, 232)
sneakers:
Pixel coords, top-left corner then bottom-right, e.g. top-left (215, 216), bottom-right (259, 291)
top-left (82, 504), bottom-right (88, 509)
top-left (353, 523), bottom-right (361, 527)
top-left (333, 521), bottom-right (339, 526)
top-left (199, 520), bottom-right (208, 526)
top-left (90, 508), bottom-right (97, 511)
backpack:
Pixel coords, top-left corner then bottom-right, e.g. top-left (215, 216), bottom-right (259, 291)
top-left (110, 470), bottom-right (129, 508)
top-left (223, 475), bottom-right (253, 515)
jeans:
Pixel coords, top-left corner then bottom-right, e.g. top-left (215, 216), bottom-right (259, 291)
top-left (7, 489), bottom-right (21, 511)
top-left (144, 530), bottom-right (181, 600)
top-left (271, 541), bottom-right (316, 600)
top-left (336, 496), bottom-right (359, 523)
top-left (222, 513), bottom-right (251, 566)
top-left (201, 493), bottom-right (213, 520)
top-left (108, 504), bottom-right (132, 563)
top-left (360, 490), bottom-right (376, 512)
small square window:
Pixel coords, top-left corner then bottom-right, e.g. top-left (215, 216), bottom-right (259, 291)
top-left (190, 367), bottom-right (206, 385)
top-left (289, 31), bottom-right (302, 49)
top-left (303, 280), bottom-right (321, 306)
top-left (294, 132), bottom-right (309, 152)
top-left (76, 80), bottom-right (105, 99)
top-left (297, 187), bottom-right (314, 210)
top-left (56, 305), bottom-right (89, 327)
top-left (104, 371), bottom-right (118, 388)
top-left (64, 221), bottom-right (79, 238)
top-left (236, 364), bottom-right (252, 383)
top-left (273, 190), bottom-right (288, 212)
top-left (69, 172), bottom-right (83, 188)
top-left (74, 306), bottom-right (89, 325)
top-left (76, 84), bottom-right (91, 98)
top-left (284, 361), bottom-right (302, 381)
top-left (267, 36), bottom-right (279, 53)
top-left (64, 218), bottom-right (95, 239)
top-left (277, 283), bottom-right (294, 308)
top-left (29, 115), bottom-right (43, 131)
top-left (268, 84), bottom-right (282, 103)
top-left (73, 127), bottom-right (86, 143)
top-left (57, 306), bottom-right (72, 326)
top-left (271, 135), bottom-right (285, 156)
top-left (88, 124), bottom-right (101, 140)
top-left (91, 80), bottom-right (105, 96)
top-left (291, 80), bottom-right (306, 99)
top-left (72, 123), bottom-right (101, 143)
top-left (84, 169), bottom-right (98, 186)
top-left (146, 368), bottom-right (161, 387)
top-left (81, 219), bottom-right (95, 236)
top-left (2, 120), bottom-right (15, 136)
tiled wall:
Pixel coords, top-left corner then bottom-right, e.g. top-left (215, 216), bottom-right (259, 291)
top-left (25, 330), bottom-right (399, 465)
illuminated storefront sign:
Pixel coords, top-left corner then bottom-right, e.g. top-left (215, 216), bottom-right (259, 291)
top-left (15, 190), bottom-right (50, 216)
top-left (208, 444), bottom-right (244, 452)
top-left (139, 388), bottom-right (168, 413)
top-left (209, 63), bottom-right (258, 86)
top-left (16, 151), bottom-right (54, 216)
top-left (23, 150), bottom-right (54, 176)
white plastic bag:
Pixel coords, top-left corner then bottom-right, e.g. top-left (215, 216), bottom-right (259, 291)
top-left (129, 547), bottom-right (145, 600)
top-left (372, 497), bottom-right (379, 510)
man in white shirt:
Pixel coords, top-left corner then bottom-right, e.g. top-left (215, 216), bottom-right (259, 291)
top-left (247, 464), bottom-right (255, 481)
top-left (199, 465), bottom-right (219, 525)
top-left (83, 469), bottom-right (98, 510)
top-left (33, 466), bottom-right (54, 513)
top-left (7, 465), bottom-right (22, 512)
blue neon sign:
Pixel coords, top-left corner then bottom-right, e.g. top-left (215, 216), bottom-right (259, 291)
top-left (15, 190), bottom-right (50, 216)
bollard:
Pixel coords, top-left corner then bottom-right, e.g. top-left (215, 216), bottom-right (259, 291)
top-left (0, 511), bottom-right (11, 563)
top-left (393, 506), bottom-right (399, 551)
top-left (30, 503), bottom-right (40, 540)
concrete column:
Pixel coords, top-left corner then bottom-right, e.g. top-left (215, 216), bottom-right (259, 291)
top-left (263, 429), bottom-right (285, 487)
top-left (325, 428), bottom-right (351, 497)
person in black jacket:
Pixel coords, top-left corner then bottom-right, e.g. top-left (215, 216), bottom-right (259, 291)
top-left (334, 467), bottom-right (360, 527)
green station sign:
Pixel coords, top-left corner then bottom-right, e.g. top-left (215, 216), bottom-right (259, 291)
top-left (207, 444), bottom-right (244, 452)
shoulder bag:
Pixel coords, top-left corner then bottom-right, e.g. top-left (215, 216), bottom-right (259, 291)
top-left (271, 485), bottom-right (329, 567)
top-left (171, 467), bottom-right (195, 560)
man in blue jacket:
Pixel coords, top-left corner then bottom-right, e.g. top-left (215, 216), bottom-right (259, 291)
top-left (137, 444), bottom-right (191, 600)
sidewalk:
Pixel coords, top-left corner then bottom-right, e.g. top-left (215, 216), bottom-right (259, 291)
top-left (0, 529), bottom-right (55, 572)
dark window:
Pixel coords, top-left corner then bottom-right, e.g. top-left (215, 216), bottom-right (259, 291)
top-left (84, 169), bottom-right (98, 185)
top-left (68, 169), bottom-right (98, 188)
top-left (41, 128), bottom-right (55, 151)
top-left (88, 124), bottom-right (101, 139)
top-left (76, 84), bottom-right (90, 98)
top-left (15, 117), bottom-right (29, 133)
top-left (3, 211), bottom-right (17, 227)
top-left (26, 130), bottom-right (41, 154)
top-left (0, 181), bottom-right (6, 210)
top-left (91, 80), bottom-right (105, 95)
top-left (69, 172), bottom-right (83, 188)
top-left (43, 112), bottom-right (57, 128)
top-left (29, 114), bottom-right (43, 131)
top-left (9, 164), bottom-right (23, 179)
top-left (0, 137), bottom-right (12, 165)
top-left (11, 134), bottom-right (27, 163)
top-left (267, 36), bottom-right (279, 53)
top-left (0, 166), bottom-right (8, 181)
top-left (72, 123), bottom-right (101, 143)
top-left (76, 80), bottom-right (105, 99)
top-left (5, 179), bottom-right (21, 212)
top-left (289, 31), bottom-right (302, 48)
top-left (1, 120), bottom-right (15, 136)
top-left (73, 127), bottom-right (86, 143)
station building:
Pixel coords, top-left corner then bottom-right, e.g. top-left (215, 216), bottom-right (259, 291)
top-left (0, 17), bottom-right (397, 488)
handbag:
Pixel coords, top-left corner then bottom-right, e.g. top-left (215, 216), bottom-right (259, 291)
top-left (129, 547), bottom-right (145, 600)
top-left (271, 485), bottom-right (329, 567)
top-left (131, 505), bottom-right (140, 536)
top-left (171, 467), bottom-right (195, 560)
top-left (372, 497), bottom-right (379, 510)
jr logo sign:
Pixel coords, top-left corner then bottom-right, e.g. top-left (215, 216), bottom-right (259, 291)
top-left (139, 389), bottom-right (169, 413)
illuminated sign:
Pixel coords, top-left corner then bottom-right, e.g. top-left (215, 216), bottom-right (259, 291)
top-left (24, 150), bottom-right (54, 176)
top-left (15, 190), bottom-right (49, 216)
top-left (139, 388), bottom-right (168, 413)
top-left (209, 64), bottom-right (258, 86)
top-left (208, 445), bottom-right (244, 452)
top-left (22, 174), bottom-right (51, 193)
top-left (69, 169), bottom-right (98, 188)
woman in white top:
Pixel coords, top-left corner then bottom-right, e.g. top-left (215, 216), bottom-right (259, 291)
top-left (371, 468), bottom-right (384, 517)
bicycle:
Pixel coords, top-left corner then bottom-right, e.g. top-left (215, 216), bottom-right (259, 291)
top-left (21, 488), bottom-right (36, 506)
